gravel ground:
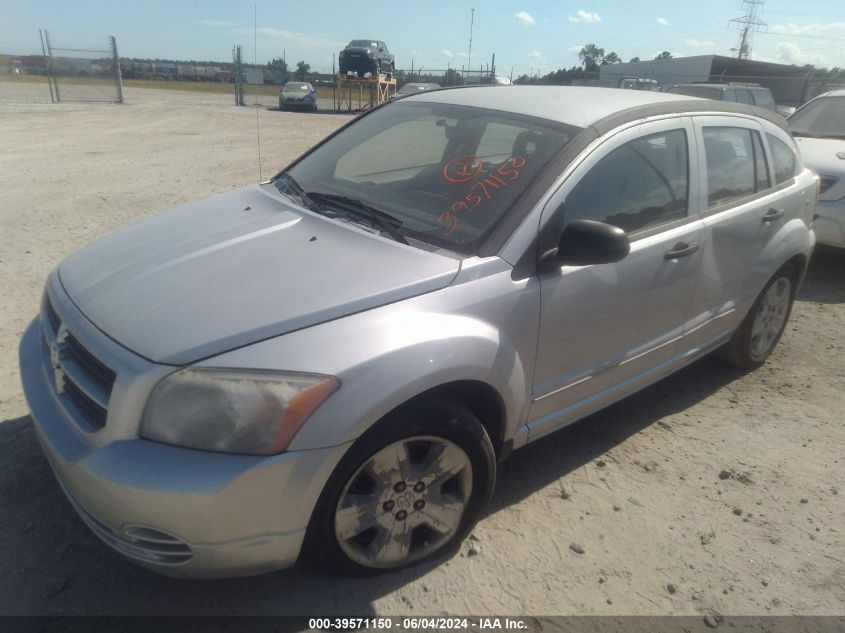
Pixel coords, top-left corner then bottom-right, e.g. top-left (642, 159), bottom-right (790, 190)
top-left (0, 81), bottom-right (842, 617)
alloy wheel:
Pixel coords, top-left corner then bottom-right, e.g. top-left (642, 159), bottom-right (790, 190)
top-left (334, 435), bottom-right (473, 568)
top-left (749, 276), bottom-right (791, 360)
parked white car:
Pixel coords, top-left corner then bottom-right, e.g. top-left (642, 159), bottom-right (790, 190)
top-left (789, 89), bottom-right (845, 248)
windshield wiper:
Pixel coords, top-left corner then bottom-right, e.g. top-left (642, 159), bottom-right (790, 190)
top-left (274, 172), bottom-right (321, 214)
top-left (305, 192), bottom-right (410, 245)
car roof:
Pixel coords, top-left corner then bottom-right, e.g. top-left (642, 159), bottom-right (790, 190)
top-left (412, 85), bottom-right (788, 132)
top-left (816, 89), bottom-right (845, 98)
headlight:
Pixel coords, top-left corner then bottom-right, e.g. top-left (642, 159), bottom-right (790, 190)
top-left (140, 368), bottom-right (339, 455)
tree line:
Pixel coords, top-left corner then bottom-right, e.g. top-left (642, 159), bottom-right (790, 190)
top-left (514, 43), bottom-right (673, 85)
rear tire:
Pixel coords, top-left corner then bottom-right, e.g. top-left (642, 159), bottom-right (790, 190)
top-left (718, 263), bottom-right (798, 369)
top-left (303, 396), bottom-right (496, 575)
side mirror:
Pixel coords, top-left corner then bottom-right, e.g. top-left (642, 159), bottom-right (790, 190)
top-left (540, 219), bottom-right (630, 266)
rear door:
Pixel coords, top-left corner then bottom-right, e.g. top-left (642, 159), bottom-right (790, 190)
top-left (683, 115), bottom-right (787, 349)
top-left (528, 117), bottom-right (704, 439)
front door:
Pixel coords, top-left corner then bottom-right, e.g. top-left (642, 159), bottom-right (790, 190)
top-left (528, 117), bottom-right (703, 440)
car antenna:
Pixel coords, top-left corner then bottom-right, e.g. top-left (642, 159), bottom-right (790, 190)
top-left (254, 3), bottom-right (263, 182)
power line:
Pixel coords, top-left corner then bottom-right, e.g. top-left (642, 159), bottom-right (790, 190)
top-left (731, 0), bottom-right (767, 59)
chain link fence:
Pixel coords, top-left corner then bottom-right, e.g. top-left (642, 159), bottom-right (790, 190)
top-left (40, 30), bottom-right (123, 103)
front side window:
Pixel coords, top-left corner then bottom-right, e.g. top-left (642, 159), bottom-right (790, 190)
top-left (704, 127), bottom-right (770, 207)
top-left (767, 134), bottom-right (798, 184)
top-left (562, 129), bottom-right (689, 234)
top-left (284, 102), bottom-right (579, 254)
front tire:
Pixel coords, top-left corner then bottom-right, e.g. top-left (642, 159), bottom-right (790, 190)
top-left (718, 263), bottom-right (798, 369)
top-left (304, 397), bottom-right (496, 575)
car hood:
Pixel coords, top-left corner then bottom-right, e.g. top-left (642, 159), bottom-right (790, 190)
top-left (795, 136), bottom-right (845, 174)
top-left (59, 185), bottom-right (460, 365)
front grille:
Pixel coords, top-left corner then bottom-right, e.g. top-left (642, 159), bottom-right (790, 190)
top-left (42, 296), bottom-right (116, 433)
top-left (65, 333), bottom-right (116, 394)
top-left (62, 376), bottom-right (108, 429)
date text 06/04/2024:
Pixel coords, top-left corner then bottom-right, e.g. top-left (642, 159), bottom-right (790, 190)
top-left (308, 617), bottom-right (528, 630)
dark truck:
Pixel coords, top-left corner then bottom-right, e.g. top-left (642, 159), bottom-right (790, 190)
top-left (338, 39), bottom-right (395, 77)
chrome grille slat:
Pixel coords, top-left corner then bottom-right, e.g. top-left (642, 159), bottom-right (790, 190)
top-left (62, 378), bottom-right (108, 430)
top-left (58, 353), bottom-right (110, 410)
top-left (42, 296), bottom-right (116, 433)
top-left (65, 334), bottom-right (116, 393)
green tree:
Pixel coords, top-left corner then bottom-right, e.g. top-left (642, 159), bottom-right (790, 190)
top-left (654, 51), bottom-right (673, 60)
top-left (295, 61), bottom-right (310, 80)
top-left (267, 57), bottom-right (288, 80)
top-left (442, 68), bottom-right (463, 85)
top-left (602, 51), bottom-right (621, 65)
top-left (579, 44), bottom-right (605, 71)
top-left (628, 56), bottom-right (641, 63)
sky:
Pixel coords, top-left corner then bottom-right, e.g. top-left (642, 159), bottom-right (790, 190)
top-left (1, 1), bottom-right (844, 76)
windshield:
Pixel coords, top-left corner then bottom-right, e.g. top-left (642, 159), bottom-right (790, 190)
top-left (667, 85), bottom-right (723, 100)
top-left (789, 96), bottom-right (845, 139)
top-left (282, 83), bottom-right (309, 93)
top-left (281, 101), bottom-right (579, 255)
top-left (349, 40), bottom-right (377, 48)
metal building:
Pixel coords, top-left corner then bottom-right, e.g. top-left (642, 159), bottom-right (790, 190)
top-left (599, 55), bottom-right (813, 107)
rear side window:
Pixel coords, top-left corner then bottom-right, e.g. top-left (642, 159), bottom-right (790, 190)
top-left (564, 129), bottom-right (689, 234)
top-left (703, 127), bottom-right (770, 207)
top-left (767, 134), bottom-right (797, 184)
top-left (735, 90), bottom-right (754, 105)
top-left (752, 90), bottom-right (775, 111)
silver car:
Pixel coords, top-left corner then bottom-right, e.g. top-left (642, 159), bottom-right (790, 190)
top-left (788, 89), bottom-right (845, 248)
top-left (279, 81), bottom-right (317, 111)
top-left (20, 86), bottom-right (816, 578)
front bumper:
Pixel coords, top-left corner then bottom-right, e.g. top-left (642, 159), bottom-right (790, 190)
top-left (814, 198), bottom-right (845, 248)
top-left (19, 285), bottom-right (351, 578)
top-left (279, 98), bottom-right (315, 109)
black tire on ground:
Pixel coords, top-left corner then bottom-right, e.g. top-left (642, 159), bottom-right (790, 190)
top-left (717, 262), bottom-right (798, 369)
top-left (303, 396), bottom-right (496, 575)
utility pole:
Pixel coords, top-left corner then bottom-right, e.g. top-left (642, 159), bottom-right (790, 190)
top-left (468, 8), bottom-right (474, 70)
top-left (730, 0), bottom-right (766, 59)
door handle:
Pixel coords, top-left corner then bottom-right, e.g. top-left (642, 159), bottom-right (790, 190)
top-left (664, 241), bottom-right (700, 260)
top-left (763, 208), bottom-right (784, 223)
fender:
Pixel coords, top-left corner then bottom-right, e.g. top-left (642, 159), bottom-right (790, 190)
top-left (202, 294), bottom-right (538, 453)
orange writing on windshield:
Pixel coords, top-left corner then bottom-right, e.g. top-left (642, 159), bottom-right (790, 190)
top-left (437, 155), bottom-right (527, 237)
top-left (442, 154), bottom-right (484, 184)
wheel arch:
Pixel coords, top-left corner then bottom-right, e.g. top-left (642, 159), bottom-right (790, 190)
top-left (396, 380), bottom-right (508, 461)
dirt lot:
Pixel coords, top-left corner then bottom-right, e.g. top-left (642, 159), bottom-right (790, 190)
top-left (0, 80), bottom-right (842, 617)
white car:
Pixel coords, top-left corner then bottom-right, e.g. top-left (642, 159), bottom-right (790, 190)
top-left (789, 89), bottom-right (845, 248)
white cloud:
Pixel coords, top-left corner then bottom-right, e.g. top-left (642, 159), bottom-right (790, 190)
top-left (656, 17), bottom-right (669, 27)
top-left (456, 52), bottom-right (470, 58)
top-left (529, 49), bottom-right (542, 61)
top-left (441, 48), bottom-right (454, 58)
top-left (773, 41), bottom-right (838, 67)
top-left (568, 45), bottom-right (584, 54)
top-left (514, 11), bottom-right (537, 27)
top-left (684, 38), bottom-right (714, 48)
top-left (769, 21), bottom-right (845, 37)
top-left (569, 10), bottom-right (601, 24)
top-left (249, 28), bottom-right (342, 50)
top-left (765, 23), bottom-right (845, 66)
top-left (197, 19), bottom-right (236, 28)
